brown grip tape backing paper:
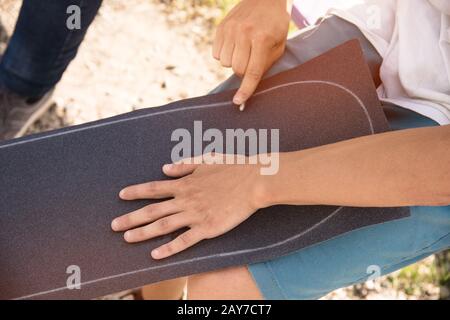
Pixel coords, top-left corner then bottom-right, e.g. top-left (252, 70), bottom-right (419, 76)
top-left (0, 40), bottom-right (409, 299)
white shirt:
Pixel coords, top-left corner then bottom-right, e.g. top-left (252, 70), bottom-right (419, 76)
top-left (327, 0), bottom-right (450, 125)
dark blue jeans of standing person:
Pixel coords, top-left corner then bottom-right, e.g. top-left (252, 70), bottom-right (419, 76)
top-left (0, 0), bottom-right (102, 98)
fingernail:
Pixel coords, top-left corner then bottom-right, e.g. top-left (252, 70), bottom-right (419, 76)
top-left (111, 219), bottom-right (120, 231)
top-left (151, 249), bottom-right (160, 259)
top-left (163, 163), bottom-right (173, 171)
top-left (124, 231), bottom-right (132, 242)
top-left (119, 189), bottom-right (126, 198)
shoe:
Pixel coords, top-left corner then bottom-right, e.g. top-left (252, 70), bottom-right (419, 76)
top-left (0, 84), bottom-right (54, 140)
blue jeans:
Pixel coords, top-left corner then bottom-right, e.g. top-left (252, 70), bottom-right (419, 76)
top-left (213, 16), bottom-right (450, 299)
top-left (0, 0), bottom-right (102, 98)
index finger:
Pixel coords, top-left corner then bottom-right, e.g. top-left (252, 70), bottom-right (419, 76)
top-left (232, 42), bottom-right (268, 106)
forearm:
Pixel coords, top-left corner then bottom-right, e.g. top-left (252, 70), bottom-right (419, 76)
top-left (260, 125), bottom-right (450, 207)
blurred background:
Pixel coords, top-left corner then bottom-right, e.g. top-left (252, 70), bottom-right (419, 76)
top-left (0, 0), bottom-right (448, 300)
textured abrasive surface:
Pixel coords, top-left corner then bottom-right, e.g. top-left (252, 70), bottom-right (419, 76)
top-left (0, 40), bottom-right (409, 299)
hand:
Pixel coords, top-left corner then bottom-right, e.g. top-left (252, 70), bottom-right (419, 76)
top-left (111, 154), bottom-right (266, 259)
top-left (213, 0), bottom-right (291, 106)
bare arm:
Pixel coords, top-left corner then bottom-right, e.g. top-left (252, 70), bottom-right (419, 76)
top-left (112, 125), bottom-right (450, 258)
top-left (260, 125), bottom-right (450, 208)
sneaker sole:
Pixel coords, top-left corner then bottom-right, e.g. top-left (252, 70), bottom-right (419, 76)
top-left (14, 89), bottom-right (55, 138)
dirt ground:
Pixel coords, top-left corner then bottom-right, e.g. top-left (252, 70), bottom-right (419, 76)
top-left (0, 0), bottom-right (448, 300)
top-left (1, 0), bottom-right (230, 133)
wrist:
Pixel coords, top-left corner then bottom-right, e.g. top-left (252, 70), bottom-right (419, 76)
top-left (252, 151), bottom-right (315, 208)
top-left (247, 154), bottom-right (272, 210)
top-left (249, 152), bottom-right (287, 209)
top-left (251, 176), bottom-right (272, 210)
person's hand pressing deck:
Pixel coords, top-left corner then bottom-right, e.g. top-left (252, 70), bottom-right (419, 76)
top-left (112, 126), bottom-right (450, 259)
top-left (213, 0), bottom-right (291, 106)
top-left (111, 154), bottom-right (266, 259)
